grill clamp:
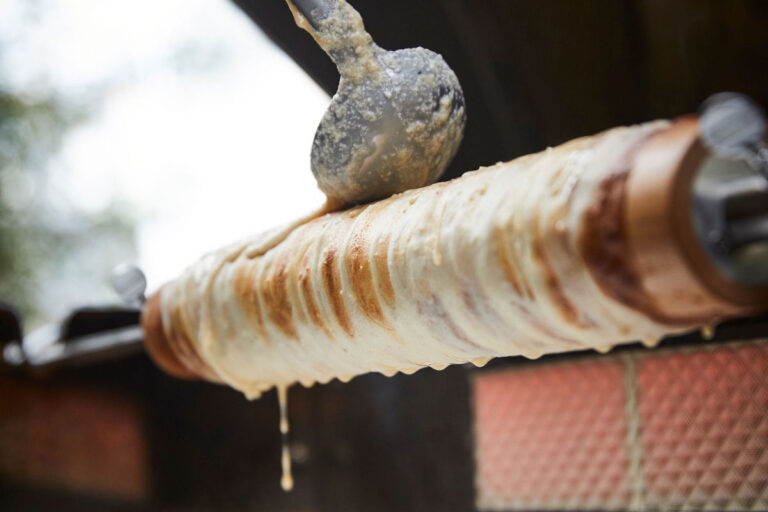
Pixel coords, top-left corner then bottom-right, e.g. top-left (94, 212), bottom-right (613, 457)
top-left (695, 93), bottom-right (768, 256)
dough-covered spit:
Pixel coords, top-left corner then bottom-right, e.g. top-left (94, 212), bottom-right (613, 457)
top-left (141, 117), bottom-right (768, 398)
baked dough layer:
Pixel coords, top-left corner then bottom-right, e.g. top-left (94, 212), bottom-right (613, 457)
top-left (149, 120), bottom-right (706, 398)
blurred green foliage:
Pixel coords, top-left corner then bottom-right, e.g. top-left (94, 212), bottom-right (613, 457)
top-left (0, 1), bottom-right (220, 327)
top-left (0, 90), bottom-right (136, 326)
top-left (0, 91), bottom-right (79, 318)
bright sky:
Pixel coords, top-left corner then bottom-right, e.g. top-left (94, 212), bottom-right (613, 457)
top-left (1, 0), bottom-right (329, 303)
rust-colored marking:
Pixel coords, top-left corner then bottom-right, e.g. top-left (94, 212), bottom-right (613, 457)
top-left (579, 172), bottom-right (678, 324)
top-left (373, 232), bottom-right (395, 307)
top-left (142, 292), bottom-right (197, 379)
top-left (260, 257), bottom-right (298, 339)
top-left (347, 233), bottom-right (390, 328)
top-left (322, 246), bottom-right (354, 336)
top-left (234, 261), bottom-right (269, 341)
top-left (298, 250), bottom-right (332, 339)
top-left (531, 214), bottom-right (581, 326)
top-left (168, 304), bottom-right (219, 381)
top-left (578, 129), bottom-right (695, 325)
top-left (282, 239), bottom-right (308, 327)
top-left (532, 239), bottom-right (580, 325)
top-left (494, 223), bottom-right (524, 296)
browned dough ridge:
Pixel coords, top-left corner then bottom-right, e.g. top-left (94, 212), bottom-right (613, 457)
top-left (143, 118), bottom-right (768, 397)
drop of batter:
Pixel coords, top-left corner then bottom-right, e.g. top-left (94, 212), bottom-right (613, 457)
top-left (281, 449), bottom-right (294, 492)
top-left (277, 384), bottom-right (294, 492)
top-left (701, 324), bottom-right (715, 340)
top-left (641, 336), bottom-right (661, 348)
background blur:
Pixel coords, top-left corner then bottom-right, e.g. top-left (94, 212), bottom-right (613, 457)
top-left (3, 0), bottom-right (768, 328)
top-left (1, 1), bottom-right (768, 511)
top-left (0, 0), bottom-right (327, 327)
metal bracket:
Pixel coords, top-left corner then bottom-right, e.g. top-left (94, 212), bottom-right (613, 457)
top-left (696, 93), bottom-right (768, 255)
top-left (1, 264), bottom-right (148, 371)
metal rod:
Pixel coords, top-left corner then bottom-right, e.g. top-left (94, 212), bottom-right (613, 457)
top-left (3, 325), bottom-right (144, 369)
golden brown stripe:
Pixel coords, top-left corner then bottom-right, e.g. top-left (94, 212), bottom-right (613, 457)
top-left (298, 248), bottom-right (332, 338)
top-left (372, 232), bottom-right (395, 307)
top-left (494, 223), bottom-right (524, 296)
top-left (169, 304), bottom-right (219, 381)
top-left (347, 232), bottom-right (390, 328)
top-left (529, 204), bottom-right (582, 326)
top-left (322, 246), bottom-right (354, 336)
top-left (261, 257), bottom-right (298, 339)
top-left (234, 261), bottom-right (270, 341)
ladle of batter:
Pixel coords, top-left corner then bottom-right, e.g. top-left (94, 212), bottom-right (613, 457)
top-left (286, 0), bottom-right (466, 204)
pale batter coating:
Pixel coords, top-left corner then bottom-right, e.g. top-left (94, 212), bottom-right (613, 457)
top-left (144, 120), bottom-right (727, 399)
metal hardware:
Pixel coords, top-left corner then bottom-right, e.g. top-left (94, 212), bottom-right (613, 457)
top-left (699, 92), bottom-right (768, 179)
top-left (111, 262), bottom-right (147, 307)
top-left (695, 93), bottom-right (768, 256)
top-left (0, 264), bottom-right (149, 370)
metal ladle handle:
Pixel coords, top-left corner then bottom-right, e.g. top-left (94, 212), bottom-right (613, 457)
top-left (289, 0), bottom-right (331, 29)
